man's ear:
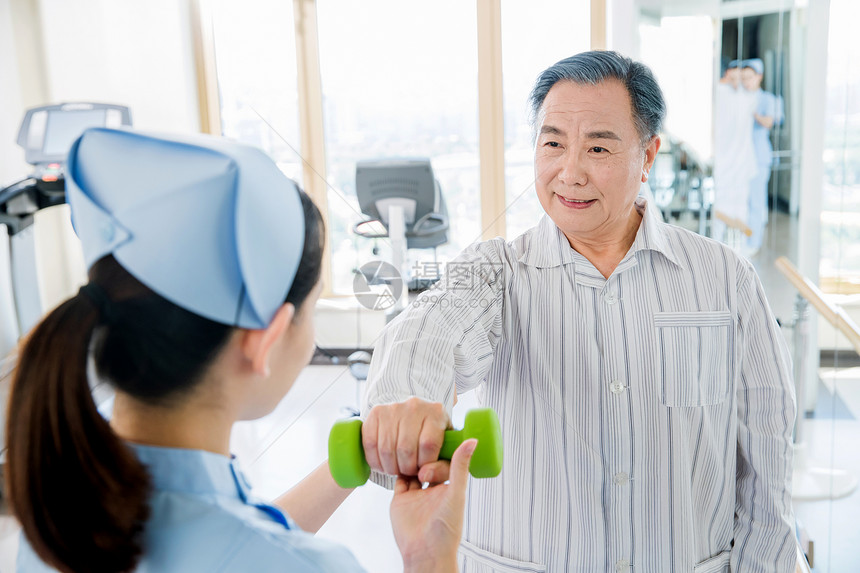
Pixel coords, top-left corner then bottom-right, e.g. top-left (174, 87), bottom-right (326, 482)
top-left (240, 303), bottom-right (295, 377)
top-left (642, 135), bottom-right (662, 182)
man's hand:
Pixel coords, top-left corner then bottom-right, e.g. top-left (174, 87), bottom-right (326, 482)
top-left (362, 397), bottom-right (451, 477)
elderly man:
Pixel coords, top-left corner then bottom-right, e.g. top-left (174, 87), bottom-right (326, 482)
top-left (361, 51), bottom-right (795, 572)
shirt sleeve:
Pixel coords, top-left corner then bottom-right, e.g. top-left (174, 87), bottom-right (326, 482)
top-left (363, 239), bottom-right (509, 415)
top-left (775, 94), bottom-right (785, 126)
top-left (731, 261), bottom-right (796, 571)
top-left (759, 92), bottom-right (784, 126)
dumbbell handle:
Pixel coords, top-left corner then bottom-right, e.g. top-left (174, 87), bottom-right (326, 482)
top-left (438, 428), bottom-right (467, 460)
top-left (328, 407), bottom-right (503, 488)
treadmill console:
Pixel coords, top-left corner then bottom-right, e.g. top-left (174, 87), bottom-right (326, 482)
top-left (0, 103), bottom-right (131, 232)
top-left (16, 102), bottom-right (132, 166)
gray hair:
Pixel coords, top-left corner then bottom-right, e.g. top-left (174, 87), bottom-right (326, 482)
top-left (528, 51), bottom-right (666, 145)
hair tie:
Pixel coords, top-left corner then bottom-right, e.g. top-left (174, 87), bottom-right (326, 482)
top-left (79, 283), bottom-right (116, 325)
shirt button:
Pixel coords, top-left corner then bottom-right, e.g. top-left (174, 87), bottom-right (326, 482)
top-left (604, 293), bottom-right (618, 305)
top-left (613, 472), bottom-right (630, 486)
top-left (610, 380), bottom-right (625, 394)
top-left (615, 559), bottom-right (631, 572)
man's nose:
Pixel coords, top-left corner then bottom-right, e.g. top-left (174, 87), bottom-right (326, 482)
top-left (557, 151), bottom-right (587, 186)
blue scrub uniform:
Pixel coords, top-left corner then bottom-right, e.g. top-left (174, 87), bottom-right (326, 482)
top-left (748, 89), bottom-right (784, 251)
top-left (17, 444), bottom-right (366, 572)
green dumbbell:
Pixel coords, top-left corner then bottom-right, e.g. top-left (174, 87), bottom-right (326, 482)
top-left (328, 407), bottom-right (504, 489)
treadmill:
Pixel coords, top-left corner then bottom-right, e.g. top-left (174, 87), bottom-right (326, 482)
top-left (0, 102), bottom-right (131, 358)
top-left (0, 104), bottom-right (131, 482)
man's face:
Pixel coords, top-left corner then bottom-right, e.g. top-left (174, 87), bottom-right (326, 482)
top-left (533, 79), bottom-right (659, 246)
top-left (742, 68), bottom-right (762, 91)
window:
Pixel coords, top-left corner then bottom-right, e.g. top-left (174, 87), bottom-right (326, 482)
top-left (639, 15), bottom-right (714, 162)
top-left (208, 0), bottom-right (595, 296)
top-left (316, 0), bottom-right (480, 293)
top-left (501, 0), bottom-right (591, 240)
top-left (820, 0), bottom-right (860, 292)
top-left (211, 0), bottom-right (304, 185)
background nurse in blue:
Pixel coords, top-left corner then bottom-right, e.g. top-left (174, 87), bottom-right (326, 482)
top-left (742, 57), bottom-right (785, 254)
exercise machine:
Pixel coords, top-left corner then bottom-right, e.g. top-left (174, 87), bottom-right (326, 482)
top-left (353, 158), bottom-right (450, 315)
top-left (0, 102), bottom-right (131, 357)
top-left (342, 159), bottom-right (450, 414)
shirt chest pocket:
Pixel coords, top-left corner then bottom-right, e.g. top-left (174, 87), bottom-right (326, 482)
top-left (654, 311), bottom-right (734, 407)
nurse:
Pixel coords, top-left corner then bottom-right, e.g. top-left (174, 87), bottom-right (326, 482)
top-left (712, 58), bottom-right (759, 244)
top-left (5, 128), bottom-right (475, 572)
top-left (742, 58), bottom-right (784, 254)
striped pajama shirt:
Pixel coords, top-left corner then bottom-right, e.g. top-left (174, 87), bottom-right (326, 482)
top-left (365, 199), bottom-right (796, 572)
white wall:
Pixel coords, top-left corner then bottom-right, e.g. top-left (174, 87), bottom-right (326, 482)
top-left (38, 0), bottom-right (201, 318)
top-left (3, 0), bottom-right (202, 181)
top-left (0, 2), bottom-right (26, 186)
top-left (1, 0), bottom-right (203, 353)
top-left (314, 299), bottom-right (386, 350)
top-left (0, 0), bottom-right (47, 186)
top-left (37, 0), bottom-right (200, 133)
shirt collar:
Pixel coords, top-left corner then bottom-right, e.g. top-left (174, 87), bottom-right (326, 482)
top-left (517, 213), bottom-right (579, 268)
top-left (518, 197), bottom-right (683, 270)
top-left (129, 443), bottom-right (251, 501)
top-left (629, 198), bottom-right (683, 268)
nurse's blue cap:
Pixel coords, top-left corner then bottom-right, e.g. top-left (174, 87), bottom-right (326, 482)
top-left (728, 59), bottom-right (742, 69)
top-left (66, 128), bottom-right (305, 330)
top-left (743, 58), bottom-right (764, 75)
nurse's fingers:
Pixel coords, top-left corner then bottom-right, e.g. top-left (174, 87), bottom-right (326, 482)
top-left (447, 439), bottom-right (478, 496)
top-left (393, 475), bottom-right (424, 496)
top-left (417, 460), bottom-right (451, 485)
top-left (394, 475), bottom-right (407, 495)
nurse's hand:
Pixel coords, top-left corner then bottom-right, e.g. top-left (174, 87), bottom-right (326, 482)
top-left (362, 397), bottom-right (451, 477)
top-left (390, 439), bottom-right (476, 572)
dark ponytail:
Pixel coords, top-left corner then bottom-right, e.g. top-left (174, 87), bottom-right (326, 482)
top-left (5, 291), bottom-right (152, 573)
top-left (5, 190), bottom-right (325, 572)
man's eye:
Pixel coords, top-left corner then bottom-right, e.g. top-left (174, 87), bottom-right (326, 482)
top-left (591, 146), bottom-right (607, 153)
top-left (545, 141), bottom-right (560, 148)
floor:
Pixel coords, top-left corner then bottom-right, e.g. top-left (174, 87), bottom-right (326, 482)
top-left (2, 211), bottom-right (859, 572)
top-left (793, 368), bottom-right (860, 572)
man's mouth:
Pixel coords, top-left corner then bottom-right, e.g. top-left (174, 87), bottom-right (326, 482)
top-left (557, 195), bottom-right (596, 208)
